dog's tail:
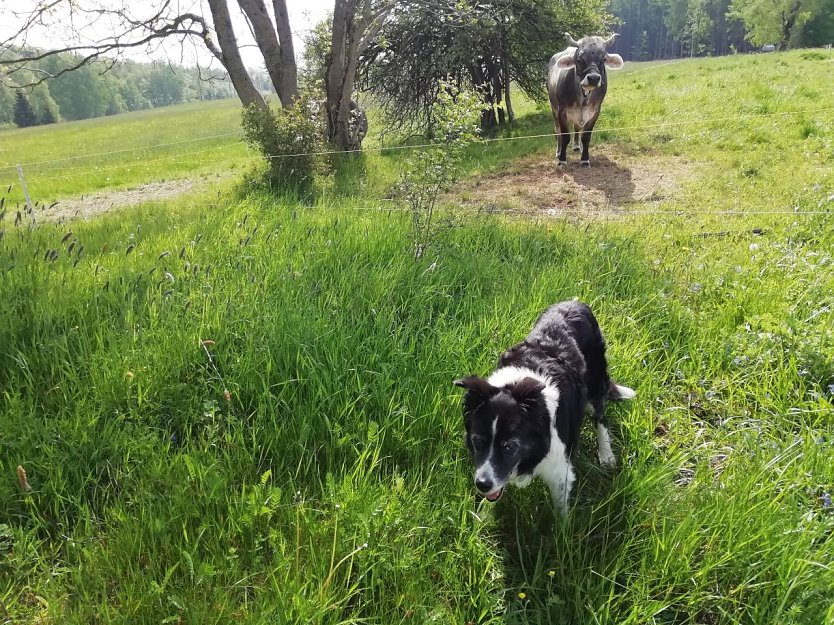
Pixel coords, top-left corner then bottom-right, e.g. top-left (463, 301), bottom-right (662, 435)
top-left (608, 380), bottom-right (636, 400)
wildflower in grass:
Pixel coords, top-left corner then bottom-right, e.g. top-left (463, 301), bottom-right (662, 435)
top-left (125, 371), bottom-right (134, 379)
top-left (548, 570), bottom-right (556, 578)
top-left (518, 592), bottom-right (526, 600)
top-left (16, 465), bottom-right (30, 491)
top-left (223, 389), bottom-right (232, 402)
top-left (201, 340), bottom-right (216, 347)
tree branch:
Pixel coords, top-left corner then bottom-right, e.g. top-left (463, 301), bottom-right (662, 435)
top-left (0, 10), bottom-right (219, 89)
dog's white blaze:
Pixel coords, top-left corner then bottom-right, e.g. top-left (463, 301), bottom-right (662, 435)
top-left (474, 416), bottom-right (499, 487)
top-left (597, 423), bottom-right (617, 468)
top-left (613, 384), bottom-right (636, 400)
top-left (487, 366), bottom-right (572, 512)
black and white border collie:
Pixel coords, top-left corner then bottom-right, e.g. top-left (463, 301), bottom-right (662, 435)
top-left (454, 300), bottom-right (635, 514)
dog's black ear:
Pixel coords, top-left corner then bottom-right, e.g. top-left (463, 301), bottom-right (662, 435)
top-left (454, 377), bottom-right (500, 416)
top-left (498, 346), bottom-right (520, 367)
top-left (454, 376), bottom-right (499, 398)
top-left (509, 377), bottom-right (546, 405)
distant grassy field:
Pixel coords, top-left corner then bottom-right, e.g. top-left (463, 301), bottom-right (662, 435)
top-left (1, 50), bottom-right (833, 624)
top-left (0, 98), bottom-right (252, 203)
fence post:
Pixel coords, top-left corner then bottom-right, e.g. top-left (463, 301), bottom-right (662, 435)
top-left (16, 164), bottom-right (34, 215)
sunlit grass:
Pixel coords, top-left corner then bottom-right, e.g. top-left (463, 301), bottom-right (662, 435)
top-left (1, 49), bottom-right (833, 624)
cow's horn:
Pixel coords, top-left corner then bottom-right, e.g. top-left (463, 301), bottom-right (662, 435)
top-left (564, 32), bottom-right (581, 47)
top-left (604, 33), bottom-right (619, 47)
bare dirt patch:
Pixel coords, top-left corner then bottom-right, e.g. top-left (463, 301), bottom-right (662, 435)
top-left (450, 145), bottom-right (698, 217)
top-left (34, 174), bottom-right (230, 223)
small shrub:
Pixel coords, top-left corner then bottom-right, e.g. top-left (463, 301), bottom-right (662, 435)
top-left (398, 80), bottom-right (483, 259)
top-left (800, 50), bottom-right (826, 61)
top-left (241, 93), bottom-right (323, 196)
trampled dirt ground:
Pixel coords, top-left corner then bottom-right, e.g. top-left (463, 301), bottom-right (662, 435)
top-left (15, 144), bottom-right (695, 224)
top-left (30, 174), bottom-right (231, 223)
top-left (449, 144), bottom-right (698, 217)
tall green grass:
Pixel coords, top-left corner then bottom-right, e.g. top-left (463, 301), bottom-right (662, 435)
top-left (1, 49), bottom-right (834, 624)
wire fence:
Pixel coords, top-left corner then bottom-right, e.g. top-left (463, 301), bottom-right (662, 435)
top-left (9, 141), bottom-right (248, 185)
top-left (0, 130), bottom-right (244, 173)
top-left (3, 105), bottom-right (830, 183)
top-left (261, 106), bottom-right (834, 159)
top-left (0, 96), bottom-right (832, 224)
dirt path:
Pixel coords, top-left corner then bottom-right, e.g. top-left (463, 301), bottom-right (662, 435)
top-left (33, 174), bottom-right (231, 223)
top-left (20, 145), bottom-right (694, 224)
top-left (449, 144), bottom-right (698, 218)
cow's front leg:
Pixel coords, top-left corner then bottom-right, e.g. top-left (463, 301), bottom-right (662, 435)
top-left (556, 113), bottom-right (570, 166)
top-left (580, 126), bottom-right (593, 166)
top-left (572, 124), bottom-right (582, 152)
top-left (580, 113), bottom-right (601, 166)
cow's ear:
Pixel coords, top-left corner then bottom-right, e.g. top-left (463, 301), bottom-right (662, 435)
top-left (556, 55), bottom-right (576, 70)
top-left (605, 53), bottom-right (624, 70)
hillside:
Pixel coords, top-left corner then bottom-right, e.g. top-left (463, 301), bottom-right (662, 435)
top-left (1, 50), bottom-right (833, 624)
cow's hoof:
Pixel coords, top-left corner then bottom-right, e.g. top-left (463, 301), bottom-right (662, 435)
top-left (580, 160), bottom-right (591, 167)
top-left (557, 160), bottom-right (568, 167)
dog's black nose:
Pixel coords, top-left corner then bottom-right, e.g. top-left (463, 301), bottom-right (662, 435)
top-left (475, 478), bottom-right (493, 493)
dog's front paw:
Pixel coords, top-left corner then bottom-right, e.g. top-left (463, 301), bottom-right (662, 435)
top-left (512, 473), bottom-right (533, 488)
top-left (598, 451), bottom-right (618, 469)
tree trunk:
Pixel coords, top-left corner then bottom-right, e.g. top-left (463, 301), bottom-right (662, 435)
top-left (779, 0), bottom-right (803, 51)
top-left (237, 0), bottom-right (298, 107)
top-left (326, 0), bottom-right (390, 151)
top-left (207, 0), bottom-right (266, 108)
top-left (272, 0), bottom-right (299, 106)
top-left (326, 0), bottom-right (352, 148)
top-left (500, 28), bottom-right (514, 122)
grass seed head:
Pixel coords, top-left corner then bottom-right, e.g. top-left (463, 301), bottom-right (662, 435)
top-left (16, 465), bottom-right (31, 491)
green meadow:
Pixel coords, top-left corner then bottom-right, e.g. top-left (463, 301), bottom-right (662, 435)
top-left (0, 98), bottom-right (250, 203)
top-left (1, 50), bottom-right (833, 624)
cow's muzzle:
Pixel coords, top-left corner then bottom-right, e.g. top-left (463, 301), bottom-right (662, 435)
top-left (582, 72), bottom-right (602, 88)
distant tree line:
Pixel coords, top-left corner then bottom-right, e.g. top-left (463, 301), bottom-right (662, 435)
top-left (0, 50), bottom-right (272, 128)
top-left (609, 0), bottom-right (834, 60)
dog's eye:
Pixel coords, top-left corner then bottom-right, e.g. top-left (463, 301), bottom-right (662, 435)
top-left (503, 440), bottom-right (518, 453)
top-left (471, 436), bottom-right (487, 450)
